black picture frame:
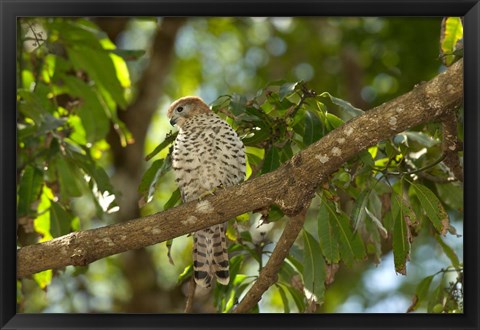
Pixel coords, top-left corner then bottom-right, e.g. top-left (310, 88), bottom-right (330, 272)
top-left (1, 0), bottom-right (478, 329)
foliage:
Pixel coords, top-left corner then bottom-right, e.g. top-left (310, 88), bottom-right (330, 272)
top-left (17, 17), bottom-right (463, 313)
top-left (17, 17), bottom-right (134, 282)
top-left (141, 77), bottom-right (462, 312)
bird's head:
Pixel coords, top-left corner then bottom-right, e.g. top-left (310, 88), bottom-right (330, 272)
top-left (167, 96), bottom-right (211, 128)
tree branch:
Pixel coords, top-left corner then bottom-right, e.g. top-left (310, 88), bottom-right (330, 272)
top-left (233, 207), bottom-right (309, 313)
top-left (16, 59), bottom-right (463, 279)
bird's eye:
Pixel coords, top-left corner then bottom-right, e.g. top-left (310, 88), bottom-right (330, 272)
top-left (177, 106), bottom-right (184, 113)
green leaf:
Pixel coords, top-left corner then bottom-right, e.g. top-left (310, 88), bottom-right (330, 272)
top-left (32, 269), bottom-right (53, 289)
top-left (110, 49), bottom-right (146, 61)
top-left (166, 239), bottom-right (175, 265)
top-left (391, 195), bottom-right (412, 275)
top-left (365, 207), bottom-right (388, 239)
top-left (351, 189), bottom-right (369, 231)
top-left (48, 19), bottom-right (107, 49)
top-left (229, 93), bottom-right (248, 116)
top-left (319, 92), bottom-right (364, 118)
top-left (324, 199), bottom-right (366, 266)
top-left (268, 205), bottom-right (284, 222)
top-left (440, 17), bottom-right (463, 66)
top-left (402, 131), bottom-right (439, 148)
top-left (145, 132), bottom-right (178, 161)
top-left (62, 76), bottom-right (110, 143)
top-left (17, 165), bottom-right (43, 217)
top-left (434, 235), bottom-right (460, 268)
top-left (56, 156), bottom-right (84, 198)
top-left (318, 201), bottom-right (340, 264)
top-left (302, 230), bottom-right (326, 303)
top-left (33, 185), bottom-right (54, 242)
top-left (282, 283), bottom-right (305, 312)
top-left (276, 284), bottom-right (291, 313)
top-left (164, 188), bottom-right (181, 210)
top-left (138, 159), bottom-right (164, 196)
top-left (229, 255), bottom-right (245, 282)
top-left (412, 183), bottom-right (449, 235)
top-left (279, 82), bottom-right (299, 100)
top-left (65, 143), bottom-right (114, 194)
top-left (304, 110), bottom-right (323, 146)
top-left (428, 280), bottom-right (446, 312)
top-left (109, 53), bottom-right (131, 89)
top-left (67, 45), bottom-right (128, 108)
top-left (261, 146), bottom-right (281, 174)
top-left (325, 113), bottom-right (344, 132)
top-left (242, 122), bottom-right (272, 146)
top-left (49, 201), bottom-right (73, 237)
top-left (407, 275), bottom-right (434, 312)
top-left (435, 182), bottom-right (463, 211)
top-left (177, 264), bottom-right (193, 284)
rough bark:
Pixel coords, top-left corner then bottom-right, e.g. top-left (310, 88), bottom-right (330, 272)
top-left (17, 59), bottom-right (463, 279)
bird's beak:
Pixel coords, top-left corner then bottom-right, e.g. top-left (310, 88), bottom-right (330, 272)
top-left (169, 117), bottom-right (177, 126)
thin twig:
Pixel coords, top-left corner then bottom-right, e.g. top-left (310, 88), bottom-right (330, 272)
top-left (234, 206), bottom-right (310, 313)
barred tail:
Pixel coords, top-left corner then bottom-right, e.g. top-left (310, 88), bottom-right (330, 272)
top-left (193, 224), bottom-right (229, 287)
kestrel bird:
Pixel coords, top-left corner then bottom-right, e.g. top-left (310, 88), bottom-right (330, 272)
top-left (167, 96), bottom-right (246, 288)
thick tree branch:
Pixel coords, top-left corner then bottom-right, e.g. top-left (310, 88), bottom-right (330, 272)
top-left (16, 60), bottom-right (463, 279)
top-left (234, 208), bottom-right (309, 313)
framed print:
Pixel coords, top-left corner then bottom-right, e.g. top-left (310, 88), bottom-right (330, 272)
top-left (2, 0), bottom-right (479, 329)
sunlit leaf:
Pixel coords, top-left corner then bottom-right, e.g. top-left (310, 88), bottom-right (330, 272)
top-left (67, 45), bottom-right (128, 108)
top-left (62, 76), bottom-right (110, 143)
top-left (109, 53), bottom-right (131, 88)
top-left (32, 269), bottom-right (53, 289)
top-left (235, 213), bottom-right (250, 222)
top-left (177, 264), bottom-right (193, 284)
top-left (33, 185), bottom-right (54, 242)
top-left (440, 17), bottom-right (463, 66)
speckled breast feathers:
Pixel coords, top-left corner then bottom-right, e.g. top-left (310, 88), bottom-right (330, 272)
top-left (167, 96), bottom-right (246, 287)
